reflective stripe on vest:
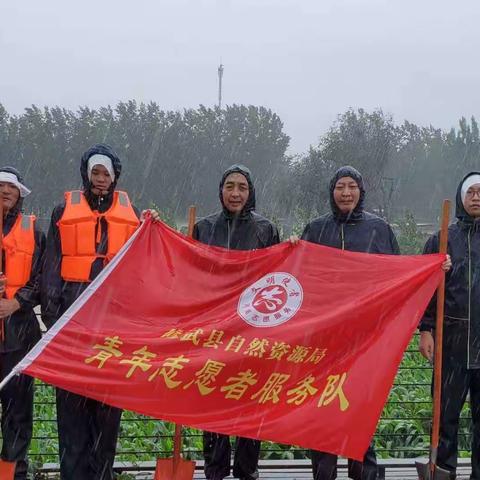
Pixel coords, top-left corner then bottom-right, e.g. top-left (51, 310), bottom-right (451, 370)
top-left (58, 190), bottom-right (139, 282)
top-left (3, 214), bottom-right (36, 299)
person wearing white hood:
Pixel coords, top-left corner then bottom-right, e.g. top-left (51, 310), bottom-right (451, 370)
top-left (420, 172), bottom-right (480, 480)
top-left (42, 144), bottom-right (158, 480)
top-left (0, 167), bottom-right (45, 480)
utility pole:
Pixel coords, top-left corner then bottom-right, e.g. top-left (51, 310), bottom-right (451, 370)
top-left (217, 63), bottom-right (224, 108)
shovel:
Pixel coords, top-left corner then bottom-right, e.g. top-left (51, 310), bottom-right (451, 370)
top-left (154, 424), bottom-right (196, 479)
top-left (0, 459), bottom-right (16, 480)
top-left (416, 200), bottom-right (452, 480)
top-left (154, 206), bottom-right (197, 480)
top-left (415, 461), bottom-right (452, 480)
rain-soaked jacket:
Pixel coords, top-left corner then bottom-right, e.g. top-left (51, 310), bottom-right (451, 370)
top-left (0, 166), bottom-right (45, 353)
top-left (41, 144), bottom-right (139, 329)
top-left (420, 172), bottom-right (480, 369)
top-left (301, 166), bottom-right (400, 255)
top-left (193, 165), bottom-right (280, 249)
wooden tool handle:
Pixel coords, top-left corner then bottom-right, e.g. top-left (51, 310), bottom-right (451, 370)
top-left (187, 205), bottom-right (196, 237)
top-left (173, 205), bottom-right (197, 466)
top-left (430, 199), bottom-right (450, 467)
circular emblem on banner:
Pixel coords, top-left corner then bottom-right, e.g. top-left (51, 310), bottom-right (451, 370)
top-left (237, 272), bottom-right (303, 327)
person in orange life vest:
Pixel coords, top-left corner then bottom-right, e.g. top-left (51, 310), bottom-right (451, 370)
top-left (41, 144), bottom-right (158, 480)
top-left (0, 166), bottom-right (45, 480)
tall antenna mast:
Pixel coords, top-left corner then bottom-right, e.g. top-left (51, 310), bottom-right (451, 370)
top-left (217, 63), bottom-right (224, 108)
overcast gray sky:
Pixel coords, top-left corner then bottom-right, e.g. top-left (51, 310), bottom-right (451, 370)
top-left (1, 0), bottom-right (479, 153)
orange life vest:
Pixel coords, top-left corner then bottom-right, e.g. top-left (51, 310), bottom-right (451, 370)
top-left (3, 214), bottom-right (35, 299)
top-left (58, 190), bottom-right (139, 282)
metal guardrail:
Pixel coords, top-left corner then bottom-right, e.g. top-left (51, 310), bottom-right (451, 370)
top-left (8, 337), bottom-right (475, 473)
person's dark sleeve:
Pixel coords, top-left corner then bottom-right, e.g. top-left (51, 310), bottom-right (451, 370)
top-left (270, 224), bottom-right (280, 246)
top-left (192, 223), bottom-right (200, 241)
top-left (419, 233), bottom-right (440, 332)
top-left (41, 205), bottom-right (65, 329)
top-left (132, 205), bottom-right (141, 220)
top-left (300, 223), bottom-right (311, 242)
top-left (14, 226), bottom-right (46, 310)
top-left (388, 225), bottom-right (401, 255)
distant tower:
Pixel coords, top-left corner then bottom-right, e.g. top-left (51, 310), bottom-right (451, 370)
top-left (218, 63), bottom-right (224, 108)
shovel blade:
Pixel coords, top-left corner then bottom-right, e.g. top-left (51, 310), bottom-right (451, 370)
top-left (0, 460), bottom-right (16, 480)
top-left (154, 457), bottom-right (196, 480)
top-left (415, 460), bottom-right (454, 480)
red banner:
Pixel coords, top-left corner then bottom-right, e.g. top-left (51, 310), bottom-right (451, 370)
top-left (12, 220), bottom-right (443, 459)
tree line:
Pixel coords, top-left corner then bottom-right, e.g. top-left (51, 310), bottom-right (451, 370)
top-left (0, 101), bottom-right (477, 233)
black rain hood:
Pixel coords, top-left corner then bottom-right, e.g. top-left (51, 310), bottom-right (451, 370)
top-left (80, 143), bottom-right (122, 192)
top-left (456, 171), bottom-right (480, 228)
top-left (329, 165), bottom-right (365, 222)
top-left (80, 143), bottom-right (122, 210)
top-left (0, 166), bottom-right (27, 215)
top-left (219, 164), bottom-right (256, 219)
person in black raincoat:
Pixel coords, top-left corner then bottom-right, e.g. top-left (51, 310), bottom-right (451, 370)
top-left (41, 144), bottom-right (158, 480)
top-left (193, 164), bottom-right (280, 480)
top-left (301, 165), bottom-right (399, 480)
top-left (0, 166), bottom-right (45, 480)
top-left (419, 171), bottom-right (480, 480)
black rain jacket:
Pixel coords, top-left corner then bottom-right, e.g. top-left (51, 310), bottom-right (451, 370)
top-left (420, 171), bottom-right (480, 369)
top-left (301, 166), bottom-right (399, 255)
top-left (193, 164), bottom-right (280, 250)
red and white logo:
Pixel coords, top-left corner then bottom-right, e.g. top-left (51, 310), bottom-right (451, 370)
top-left (237, 272), bottom-right (303, 327)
